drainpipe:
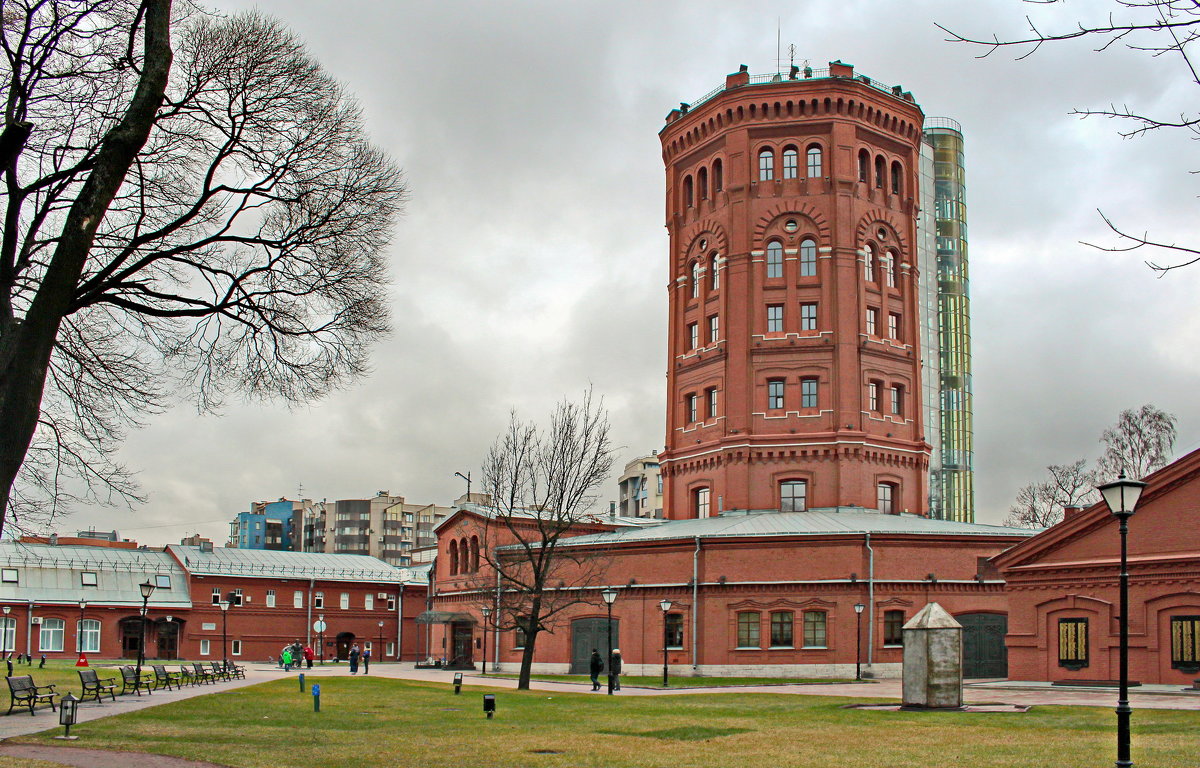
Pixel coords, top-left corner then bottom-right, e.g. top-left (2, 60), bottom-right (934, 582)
top-left (493, 568), bottom-right (501, 673)
top-left (397, 583), bottom-right (404, 662)
top-left (691, 537), bottom-right (701, 671)
top-left (864, 533), bottom-right (874, 669)
top-left (25, 599), bottom-right (33, 658)
top-left (306, 577), bottom-right (314, 646)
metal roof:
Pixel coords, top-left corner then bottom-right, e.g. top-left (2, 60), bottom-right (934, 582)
top-left (0, 542), bottom-right (191, 607)
top-left (438, 502), bottom-right (657, 533)
top-left (168, 545), bottom-right (404, 583)
top-left (549, 508), bottom-right (1037, 548)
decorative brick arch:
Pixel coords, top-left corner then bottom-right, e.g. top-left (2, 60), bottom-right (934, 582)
top-left (752, 202), bottom-right (831, 244)
top-left (678, 220), bottom-right (729, 269)
top-left (855, 209), bottom-right (909, 255)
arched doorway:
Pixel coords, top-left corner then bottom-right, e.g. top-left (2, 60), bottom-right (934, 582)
top-left (335, 632), bottom-right (355, 661)
top-left (155, 620), bottom-right (181, 660)
top-left (960, 613), bottom-right (1008, 678)
top-left (570, 617), bottom-right (619, 674)
top-left (118, 617), bottom-right (148, 660)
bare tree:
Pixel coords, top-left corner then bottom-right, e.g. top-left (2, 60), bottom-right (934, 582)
top-left (939, 0), bottom-right (1200, 272)
top-left (474, 391), bottom-right (616, 690)
top-left (1096, 403), bottom-right (1177, 479)
top-left (0, 2), bottom-right (405, 535)
top-left (1005, 459), bottom-right (1099, 528)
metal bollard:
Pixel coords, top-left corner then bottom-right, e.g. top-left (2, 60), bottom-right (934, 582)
top-left (299, 673), bottom-right (305, 692)
top-left (312, 683), bottom-right (320, 712)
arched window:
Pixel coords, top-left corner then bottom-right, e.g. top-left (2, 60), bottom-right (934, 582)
top-left (782, 146), bottom-right (799, 179)
top-left (858, 149), bottom-right (870, 183)
top-left (887, 250), bottom-right (899, 288)
top-left (766, 240), bottom-right (784, 279)
top-left (470, 536), bottom-right (480, 572)
top-left (890, 161), bottom-right (902, 195)
top-left (875, 155), bottom-right (885, 188)
top-left (806, 144), bottom-right (822, 177)
top-left (691, 260), bottom-right (702, 298)
top-left (683, 175), bottom-right (694, 208)
top-left (39, 618), bottom-right (64, 652)
top-left (799, 239), bottom-right (817, 277)
top-left (864, 243), bottom-right (877, 282)
top-left (758, 148), bottom-right (774, 181)
top-left (78, 619), bottom-right (101, 653)
top-left (448, 540), bottom-right (459, 576)
top-left (712, 159), bottom-right (723, 192)
top-left (709, 253), bottom-right (720, 290)
top-left (780, 480), bottom-right (807, 512)
top-left (698, 167), bottom-right (708, 199)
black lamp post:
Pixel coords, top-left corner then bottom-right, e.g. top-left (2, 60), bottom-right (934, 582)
top-left (659, 599), bottom-right (672, 687)
top-left (76, 601), bottom-right (86, 655)
top-left (1098, 474), bottom-right (1146, 768)
top-left (219, 600), bottom-right (230, 665)
top-left (135, 580), bottom-right (155, 683)
top-left (601, 587), bottom-right (617, 695)
top-left (377, 620), bottom-right (385, 667)
top-left (480, 606), bottom-right (491, 677)
top-left (317, 613), bottom-right (325, 665)
top-left (853, 602), bottom-right (865, 681)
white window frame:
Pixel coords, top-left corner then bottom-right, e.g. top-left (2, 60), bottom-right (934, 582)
top-left (314, 592), bottom-right (324, 609)
top-left (365, 594), bottom-right (374, 610)
top-left (39, 618), bottom-right (65, 652)
top-left (200, 639), bottom-right (210, 656)
top-left (231, 640), bottom-right (242, 656)
top-left (340, 592), bottom-right (350, 610)
top-left (211, 588), bottom-right (221, 606)
top-left (294, 590), bottom-right (304, 608)
top-left (387, 595), bottom-right (397, 611)
top-left (1, 568), bottom-right (18, 583)
top-left (81, 571), bottom-right (98, 587)
top-left (266, 589), bottom-right (276, 608)
top-left (0, 617), bottom-right (14, 652)
top-left (386, 641), bottom-right (396, 657)
top-left (79, 619), bottom-right (101, 654)
top-left (709, 315), bottom-right (719, 343)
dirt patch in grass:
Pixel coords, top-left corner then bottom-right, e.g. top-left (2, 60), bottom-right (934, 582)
top-left (599, 725), bottom-right (754, 741)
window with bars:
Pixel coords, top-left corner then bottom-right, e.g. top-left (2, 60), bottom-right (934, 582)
top-left (737, 611), bottom-right (761, 648)
top-left (1058, 617), bottom-right (1089, 669)
top-left (770, 611), bottom-right (794, 647)
top-left (864, 245), bottom-right (876, 282)
top-left (891, 385), bottom-right (904, 416)
top-left (691, 261), bottom-right (702, 298)
top-left (1171, 616), bottom-right (1200, 670)
top-left (686, 393), bottom-right (698, 423)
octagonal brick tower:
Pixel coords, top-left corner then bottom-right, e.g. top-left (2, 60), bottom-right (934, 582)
top-left (658, 61), bottom-right (931, 520)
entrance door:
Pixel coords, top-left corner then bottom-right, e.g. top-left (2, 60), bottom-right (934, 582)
top-left (156, 621), bottom-right (179, 660)
top-left (451, 623), bottom-right (474, 667)
top-left (570, 617), bottom-right (619, 674)
top-left (960, 613), bottom-right (1008, 678)
top-left (335, 632), bottom-right (354, 660)
top-left (120, 618), bottom-right (144, 659)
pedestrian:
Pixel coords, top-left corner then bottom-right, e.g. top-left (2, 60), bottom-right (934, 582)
top-left (281, 646), bottom-right (293, 671)
top-left (292, 641), bottom-right (303, 669)
top-left (589, 649), bottom-right (603, 691)
top-left (362, 645), bottom-right (370, 674)
top-left (348, 643), bottom-right (360, 675)
top-left (609, 648), bottom-right (622, 691)
top-left (303, 644), bottom-right (314, 669)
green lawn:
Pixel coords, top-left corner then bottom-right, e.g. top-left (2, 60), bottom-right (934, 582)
top-left (3, 659), bottom-right (137, 699)
top-left (10, 676), bottom-right (1199, 768)
top-left (481, 672), bottom-right (855, 688)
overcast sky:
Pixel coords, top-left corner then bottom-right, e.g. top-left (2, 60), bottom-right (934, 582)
top-left (53, 0), bottom-right (1200, 545)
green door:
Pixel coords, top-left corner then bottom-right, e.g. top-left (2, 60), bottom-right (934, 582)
top-left (570, 618), bottom-right (618, 674)
top-left (960, 613), bottom-right (1008, 678)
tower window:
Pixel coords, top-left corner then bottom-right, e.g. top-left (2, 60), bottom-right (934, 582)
top-left (713, 159), bottom-right (723, 192)
top-left (706, 387), bottom-right (718, 419)
top-left (766, 304), bottom-right (784, 333)
top-left (780, 480), bottom-right (807, 512)
top-left (767, 379), bottom-right (785, 410)
top-left (800, 302), bottom-right (817, 331)
top-left (890, 161), bottom-right (902, 195)
top-left (877, 482), bottom-right (896, 514)
top-left (758, 148), bottom-right (774, 181)
top-left (868, 380), bottom-right (880, 412)
top-left (686, 393), bottom-right (698, 423)
top-left (888, 312), bottom-right (900, 339)
top-left (799, 239), bottom-right (817, 277)
top-left (688, 322), bottom-right (698, 350)
top-left (691, 261), bottom-right (702, 297)
top-left (864, 244), bottom-right (876, 282)
top-left (806, 144), bottom-right (822, 177)
top-left (801, 377), bottom-right (818, 408)
top-left (710, 253), bottom-right (720, 290)
top-left (890, 384), bottom-right (904, 416)
top-left (698, 167), bottom-right (709, 199)
top-left (866, 307), bottom-right (878, 336)
top-left (766, 241), bottom-right (784, 279)
top-left (684, 175), bottom-right (694, 208)
top-left (875, 155), bottom-right (886, 188)
top-left (694, 487), bottom-right (711, 517)
top-left (858, 149), bottom-right (870, 183)
top-left (887, 252), bottom-right (899, 287)
top-left (782, 146), bottom-right (799, 179)
top-left (708, 314), bottom-right (719, 343)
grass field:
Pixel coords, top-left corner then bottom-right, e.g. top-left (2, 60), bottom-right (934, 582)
top-left (10, 675), bottom-right (1200, 768)
top-left (482, 672), bottom-right (854, 688)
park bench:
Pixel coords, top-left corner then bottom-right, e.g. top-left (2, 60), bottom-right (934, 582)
top-left (177, 665), bottom-right (199, 687)
top-left (222, 660), bottom-right (246, 679)
top-left (152, 665), bottom-right (183, 691)
top-left (78, 668), bottom-right (117, 703)
top-left (6, 674), bottom-right (57, 716)
top-left (119, 665), bottom-right (153, 696)
top-left (190, 663), bottom-right (217, 684)
top-left (209, 661), bottom-right (231, 682)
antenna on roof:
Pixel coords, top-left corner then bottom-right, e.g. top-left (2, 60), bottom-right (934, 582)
top-left (776, 17), bottom-right (781, 74)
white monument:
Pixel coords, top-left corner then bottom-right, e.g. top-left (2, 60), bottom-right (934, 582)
top-left (901, 602), bottom-right (963, 709)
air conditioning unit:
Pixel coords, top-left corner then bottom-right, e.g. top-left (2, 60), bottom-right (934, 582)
top-left (378, 537), bottom-right (385, 543)
top-left (377, 592), bottom-right (387, 599)
top-left (31, 617), bottom-right (42, 625)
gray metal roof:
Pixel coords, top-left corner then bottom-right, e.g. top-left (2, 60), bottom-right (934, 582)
top-left (168, 545), bottom-right (404, 583)
top-left (0, 542), bottom-right (191, 608)
top-left (549, 508), bottom-right (1037, 548)
top-left (438, 502), bottom-right (657, 533)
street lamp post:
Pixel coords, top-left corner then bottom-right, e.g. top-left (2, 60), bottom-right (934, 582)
top-left (659, 599), bottom-right (672, 688)
top-left (218, 601), bottom-right (230, 664)
top-left (1098, 474), bottom-right (1147, 768)
top-left (135, 581), bottom-right (155, 684)
top-left (77, 601), bottom-right (87, 655)
top-left (318, 614), bottom-right (325, 665)
top-left (853, 603), bottom-right (865, 681)
top-left (480, 606), bottom-right (491, 677)
top-left (601, 587), bottom-right (618, 695)
top-left (377, 620), bottom-right (385, 666)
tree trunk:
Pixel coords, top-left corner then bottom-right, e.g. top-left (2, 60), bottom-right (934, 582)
top-left (0, 1), bottom-right (173, 535)
top-left (516, 592), bottom-right (543, 690)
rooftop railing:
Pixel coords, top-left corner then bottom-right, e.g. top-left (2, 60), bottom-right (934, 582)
top-left (687, 68), bottom-right (903, 112)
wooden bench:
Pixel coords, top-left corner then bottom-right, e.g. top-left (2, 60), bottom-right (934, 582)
top-left (78, 668), bottom-right (117, 703)
top-left (6, 675), bottom-right (57, 716)
top-left (152, 665), bottom-right (183, 691)
top-left (119, 665), bottom-right (153, 696)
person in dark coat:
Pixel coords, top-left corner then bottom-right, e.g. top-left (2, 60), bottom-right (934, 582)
top-left (362, 645), bottom-right (370, 674)
top-left (589, 649), bottom-right (603, 691)
top-left (348, 643), bottom-right (361, 674)
top-left (609, 648), bottom-right (622, 691)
